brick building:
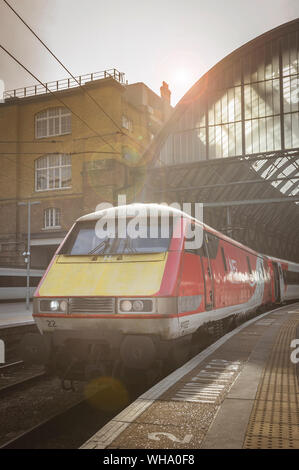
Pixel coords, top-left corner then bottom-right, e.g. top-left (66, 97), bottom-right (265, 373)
top-left (0, 69), bottom-right (172, 269)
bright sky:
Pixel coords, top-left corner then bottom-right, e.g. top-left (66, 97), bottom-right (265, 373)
top-left (0, 0), bottom-right (298, 106)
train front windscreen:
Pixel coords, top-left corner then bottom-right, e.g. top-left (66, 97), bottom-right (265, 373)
top-left (59, 217), bottom-right (176, 256)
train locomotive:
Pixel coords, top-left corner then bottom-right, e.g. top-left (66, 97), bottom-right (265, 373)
top-left (27, 203), bottom-right (299, 382)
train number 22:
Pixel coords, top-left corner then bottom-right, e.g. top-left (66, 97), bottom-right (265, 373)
top-left (46, 320), bottom-right (57, 328)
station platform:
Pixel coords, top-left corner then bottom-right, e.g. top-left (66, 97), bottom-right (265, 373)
top-left (81, 302), bottom-right (299, 449)
top-left (0, 302), bottom-right (34, 328)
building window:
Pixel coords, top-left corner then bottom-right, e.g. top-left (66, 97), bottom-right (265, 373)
top-left (122, 115), bottom-right (133, 132)
top-left (35, 154), bottom-right (71, 191)
top-left (35, 107), bottom-right (71, 139)
top-left (44, 208), bottom-right (61, 229)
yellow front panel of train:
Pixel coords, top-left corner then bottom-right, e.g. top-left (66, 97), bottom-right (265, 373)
top-left (38, 253), bottom-right (167, 297)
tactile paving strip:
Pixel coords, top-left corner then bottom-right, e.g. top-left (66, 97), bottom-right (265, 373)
top-left (243, 314), bottom-right (299, 449)
top-left (169, 359), bottom-right (242, 404)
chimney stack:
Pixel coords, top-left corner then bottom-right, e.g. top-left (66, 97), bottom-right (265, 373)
top-left (160, 81), bottom-right (171, 105)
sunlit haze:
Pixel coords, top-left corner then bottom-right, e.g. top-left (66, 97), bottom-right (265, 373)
top-left (0, 0), bottom-right (298, 105)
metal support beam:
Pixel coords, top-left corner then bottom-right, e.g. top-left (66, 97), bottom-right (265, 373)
top-left (202, 196), bottom-right (299, 207)
top-left (149, 148), bottom-right (299, 172)
top-left (148, 176), bottom-right (299, 194)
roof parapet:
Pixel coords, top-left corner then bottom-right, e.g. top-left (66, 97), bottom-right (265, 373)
top-left (4, 68), bottom-right (125, 100)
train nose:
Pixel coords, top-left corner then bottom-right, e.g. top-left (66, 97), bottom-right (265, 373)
top-left (120, 335), bottom-right (156, 370)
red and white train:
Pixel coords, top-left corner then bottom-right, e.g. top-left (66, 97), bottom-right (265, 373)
top-left (30, 204), bottom-right (299, 380)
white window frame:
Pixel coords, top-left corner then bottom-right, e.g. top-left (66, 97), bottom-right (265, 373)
top-left (122, 115), bottom-right (133, 132)
top-left (35, 154), bottom-right (72, 192)
top-left (44, 208), bottom-right (61, 230)
top-left (35, 107), bottom-right (71, 139)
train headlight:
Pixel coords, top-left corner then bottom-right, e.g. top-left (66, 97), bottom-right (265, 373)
top-left (120, 300), bottom-right (132, 312)
top-left (50, 300), bottom-right (60, 311)
top-left (118, 298), bottom-right (154, 313)
top-left (132, 300), bottom-right (144, 312)
top-left (38, 299), bottom-right (68, 314)
top-left (60, 300), bottom-right (68, 312)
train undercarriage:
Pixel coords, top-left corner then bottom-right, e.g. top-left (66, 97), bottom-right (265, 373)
top-left (19, 307), bottom-right (270, 387)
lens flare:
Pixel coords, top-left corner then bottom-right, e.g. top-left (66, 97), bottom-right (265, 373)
top-left (84, 376), bottom-right (129, 412)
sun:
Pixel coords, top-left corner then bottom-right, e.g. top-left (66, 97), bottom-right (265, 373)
top-left (173, 68), bottom-right (192, 86)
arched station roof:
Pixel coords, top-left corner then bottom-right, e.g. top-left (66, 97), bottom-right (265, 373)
top-left (142, 19), bottom-right (299, 262)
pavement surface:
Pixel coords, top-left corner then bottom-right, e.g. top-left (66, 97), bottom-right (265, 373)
top-left (0, 302), bottom-right (34, 328)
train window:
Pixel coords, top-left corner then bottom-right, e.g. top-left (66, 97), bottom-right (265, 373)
top-left (186, 231), bottom-right (218, 258)
top-left (284, 271), bottom-right (299, 285)
top-left (247, 256), bottom-right (252, 274)
top-left (185, 229), bottom-right (205, 256)
top-left (205, 232), bottom-right (219, 259)
top-left (185, 229), bottom-right (207, 257)
top-left (221, 247), bottom-right (228, 272)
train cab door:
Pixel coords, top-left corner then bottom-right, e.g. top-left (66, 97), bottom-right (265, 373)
top-left (273, 262), bottom-right (281, 302)
top-left (199, 231), bottom-right (215, 310)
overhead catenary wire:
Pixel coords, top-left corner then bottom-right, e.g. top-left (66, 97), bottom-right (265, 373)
top-left (0, 139), bottom-right (62, 144)
top-left (0, 149), bottom-right (121, 188)
top-left (0, 150), bottom-right (121, 155)
top-left (0, 44), bottom-right (117, 152)
top-left (0, 154), bottom-right (79, 193)
top-left (2, 0), bottom-right (146, 154)
top-left (3, 0), bottom-right (123, 134)
top-left (0, 145), bottom-right (122, 195)
top-left (0, 134), bottom-right (121, 144)
top-left (0, 155), bottom-right (46, 188)
top-left (1, 154), bottom-right (36, 170)
top-left (0, 166), bottom-right (82, 205)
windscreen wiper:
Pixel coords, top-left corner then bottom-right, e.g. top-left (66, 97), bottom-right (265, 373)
top-left (87, 238), bottom-right (111, 255)
top-left (123, 237), bottom-right (137, 254)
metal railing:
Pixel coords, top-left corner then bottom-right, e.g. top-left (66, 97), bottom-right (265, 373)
top-left (4, 69), bottom-right (125, 100)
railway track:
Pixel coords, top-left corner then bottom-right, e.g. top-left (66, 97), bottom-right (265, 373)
top-left (0, 359), bottom-right (24, 371)
top-left (0, 323), bottom-right (47, 396)
top-left (0, 322), bottom-right (38, 363)
top-left (0, 369), bottom-right (47, 397)
top-left (0, 395), bottom-right (125, 449)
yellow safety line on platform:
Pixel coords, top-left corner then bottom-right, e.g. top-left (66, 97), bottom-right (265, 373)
top-left (244, 314), bottom-right (299, 449)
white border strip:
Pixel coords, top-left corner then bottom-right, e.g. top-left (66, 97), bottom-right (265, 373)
top-left (0, 320), bottom-right (35, 330)
top-left (80, 303), bottom-right (298, 449)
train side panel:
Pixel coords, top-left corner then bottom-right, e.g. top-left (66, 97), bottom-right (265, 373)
top-left (267, 256), bottom-right (299, 302)
top-left (170, 225), bottom-right (273, 337)
top-left (283, 261), bottom-right (299, 301)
